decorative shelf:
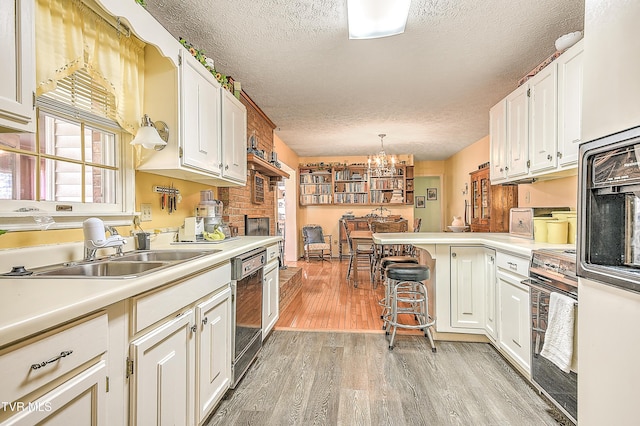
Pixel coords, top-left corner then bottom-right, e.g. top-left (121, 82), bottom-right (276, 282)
top-left (247, 153), bottom-right (289, 180)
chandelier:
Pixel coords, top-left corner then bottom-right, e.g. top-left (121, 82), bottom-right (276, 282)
top-left (368, 134), bottom-right (397, 177)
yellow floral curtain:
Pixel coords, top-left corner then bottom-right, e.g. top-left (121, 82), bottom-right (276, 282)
top-left (36, 0), bottom-right (145, 135)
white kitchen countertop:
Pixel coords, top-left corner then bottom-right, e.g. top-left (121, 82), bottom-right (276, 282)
top-left (372, 232), bottom-right (575, 257)
top-left (0, 236), bottom-right (281, 348)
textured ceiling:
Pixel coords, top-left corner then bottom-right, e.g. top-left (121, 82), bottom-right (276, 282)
top-left (145, 0), bottom-right (584, 161)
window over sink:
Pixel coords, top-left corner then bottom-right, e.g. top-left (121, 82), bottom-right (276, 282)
top-left (0, 70), bottom-right (135, 231)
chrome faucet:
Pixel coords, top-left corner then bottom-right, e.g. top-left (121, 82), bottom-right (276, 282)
top-left (83, 218), bottom-right (127, 260)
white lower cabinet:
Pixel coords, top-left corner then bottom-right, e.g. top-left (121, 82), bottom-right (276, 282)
top-left (129, 265), bottom-right (232, 425)
top-left (450, 247), bottom-right (490, 329)
top-left (497, 270), bottom-right (531, 374)
top-left (262, 259), bottom-right (280, 340)
top-left (130, 310), bottom-right (194, 426)
top-left (195, 288), bottom-right (232, 424)
top-left (0, 313), bottom-right (108, 426)
top-left (484, 251), bottom-right (498, 342)
top-left (0, 361), bottom-right (107, 426)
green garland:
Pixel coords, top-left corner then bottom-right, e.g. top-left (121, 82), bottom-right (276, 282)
top-left (135, 0), bottom-right (146, 7)
top-left (179, 38), bottom-right (232, 91)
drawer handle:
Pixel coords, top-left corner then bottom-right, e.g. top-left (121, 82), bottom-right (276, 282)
top-left (31, 350), bottom-right (73, 370)
top-left (507, 262), bottom-right (518, 270)
top-left (202, 317), bottom-right (208, 326)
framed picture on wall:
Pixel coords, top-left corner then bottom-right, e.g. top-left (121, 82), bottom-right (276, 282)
top-left (416, 196), bottom-right (425, 208)
top-left (427, 188), bottom-right (438, 201)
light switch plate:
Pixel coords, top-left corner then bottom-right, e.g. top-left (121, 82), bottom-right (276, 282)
top-left (141, 204), bottom-right (152, 221)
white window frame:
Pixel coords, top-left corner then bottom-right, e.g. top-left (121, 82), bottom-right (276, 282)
top-left (0, 106), bottom-right (135, 231)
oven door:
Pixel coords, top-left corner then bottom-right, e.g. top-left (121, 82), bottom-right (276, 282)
top-left (528, 279), bottom-right (578, 423)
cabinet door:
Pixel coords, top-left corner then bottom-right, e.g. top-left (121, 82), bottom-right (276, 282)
top-left (0, 361), bottom-right (107, 426)
top-left (262, 260), bottom-right (280, 339)
top-left (130, 310), bottom-right (194, 426)
top-left (505, 84), bottom-right (529, 178)
top-left (450, 247), bottom-right (486, 329)
top-left (180, 51), bottom-right (221, 175)
top-left (557, 39), bottom-right (584, 166)
top-left (484, 251), bottom-right (498, 341)
top-left (0, 0), bottom-right (35, 132)
top-left (498, 273), bottom-right (531, 373)
top-left (221, 89), bottom-right (247, 183)
top-left (489, 99), bottom-right (507, 183)
top-left (195, 288), bottom-right (232, 423)
top-left (528, 65), bottom-right (558, 173)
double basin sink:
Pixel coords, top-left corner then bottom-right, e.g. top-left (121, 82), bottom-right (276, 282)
top-left (20, 250), bottom-right (220, 278)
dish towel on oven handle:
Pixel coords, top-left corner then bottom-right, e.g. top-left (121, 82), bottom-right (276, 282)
top-left (540, 292), bottom-right (575, 373)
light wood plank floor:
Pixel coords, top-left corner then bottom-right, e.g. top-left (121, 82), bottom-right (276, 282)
top-left (206, 259), bottom-right (569, 425)
top-left (206, 331), bottom-right (565, 426)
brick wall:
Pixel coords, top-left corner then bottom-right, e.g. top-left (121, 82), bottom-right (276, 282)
top-left (218, 93), bottom-right (277, 236)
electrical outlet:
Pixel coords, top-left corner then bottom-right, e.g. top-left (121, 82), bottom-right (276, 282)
top-left (141, 203), bottom-right (152, 221)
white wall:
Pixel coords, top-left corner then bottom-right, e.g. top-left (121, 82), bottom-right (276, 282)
top-left (579, 1), bottom-right (640, 424)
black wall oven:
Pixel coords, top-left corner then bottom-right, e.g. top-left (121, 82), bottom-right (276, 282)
top-left (578, 125), bottom-right (640, 293)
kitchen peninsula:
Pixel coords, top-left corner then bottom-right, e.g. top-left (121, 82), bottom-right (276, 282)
top-left (372, 231), bottom-right (574, 376)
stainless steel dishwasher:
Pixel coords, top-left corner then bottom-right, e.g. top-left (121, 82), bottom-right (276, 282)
top-left (230, 247), bottom-right (266, 388)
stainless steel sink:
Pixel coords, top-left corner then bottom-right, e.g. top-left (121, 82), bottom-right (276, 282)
top-left (6, 249), bottom-right (222, 279)
top-left (112, 249), bottom-right (219, 262)
top-left (36, 261), bottom-right (168, 278)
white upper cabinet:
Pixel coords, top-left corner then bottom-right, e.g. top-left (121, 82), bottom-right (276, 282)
top-left (221, 89), bottom-right (247, 184)
top-left (0, 0), bottom-right (35, 132)
top-left (489, 99), bottom-right (508, 183)
top-left (528, 64), bottom-right (558, 173)
top-left (490, 41), bottom-right (584, 184)
top-left (557, 39), bottom-right (584, 167)
top-left (505, 83), bottom-right (530, 179)
top-left (180, 50), bottom-right (222, 176)
top-left (100, 0), bottom-right (247, 186)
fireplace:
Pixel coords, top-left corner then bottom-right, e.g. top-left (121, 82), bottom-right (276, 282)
top-left (245, 216), bottom-right (270, 236)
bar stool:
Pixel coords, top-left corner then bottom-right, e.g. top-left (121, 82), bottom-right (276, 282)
top-left (384, 263), bottom-right (436, 352)
top-left (378, 256), bottom-right (418, 322)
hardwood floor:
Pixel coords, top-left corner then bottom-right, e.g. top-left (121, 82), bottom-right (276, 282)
top-left (276, 258), bottom-right (421, 334)
top-left (206, 331), bottom-right (563, 425)
top-left (205, 258), bottom-right (568, 425)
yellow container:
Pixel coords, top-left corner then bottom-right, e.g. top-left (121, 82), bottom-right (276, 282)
top-left (567, 214), bottom-right (577, 244)
top-left (551, 210), bottom-right (574, 221)
top-left (533, 217), bottom-right (557, 242)
top-left (547, 220), bottom-right (569, 244)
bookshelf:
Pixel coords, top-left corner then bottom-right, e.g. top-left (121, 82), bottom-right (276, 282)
top-left (298, 164), bottom-right (414, 206)
top-left (299, 166), bottom-right (332, 205)
top-left (333, 166), bottom-right (369, 204)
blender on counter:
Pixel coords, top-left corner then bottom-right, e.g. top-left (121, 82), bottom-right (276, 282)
top-left (179, 190), bottom-right (229, 242)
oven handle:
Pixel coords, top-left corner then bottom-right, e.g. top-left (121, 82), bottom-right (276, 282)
top-left (522, 278), bottom-right (578, 301)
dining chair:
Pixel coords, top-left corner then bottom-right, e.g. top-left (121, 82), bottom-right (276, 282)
top-left (342, 220), bottom-right (374, 286)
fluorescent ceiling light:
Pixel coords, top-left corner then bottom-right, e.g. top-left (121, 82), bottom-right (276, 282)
top-left (348, 0), bottom-right (411, 39)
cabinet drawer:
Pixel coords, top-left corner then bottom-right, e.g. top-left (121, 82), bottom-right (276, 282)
top-left (0, 312), bottom-right (108, 404)
top-left (132, 262), bottom-right (231, 334)
top-left (496, 252), bottom-right (529, 277)
top-left (266, 244), bottom-right (279, 262)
